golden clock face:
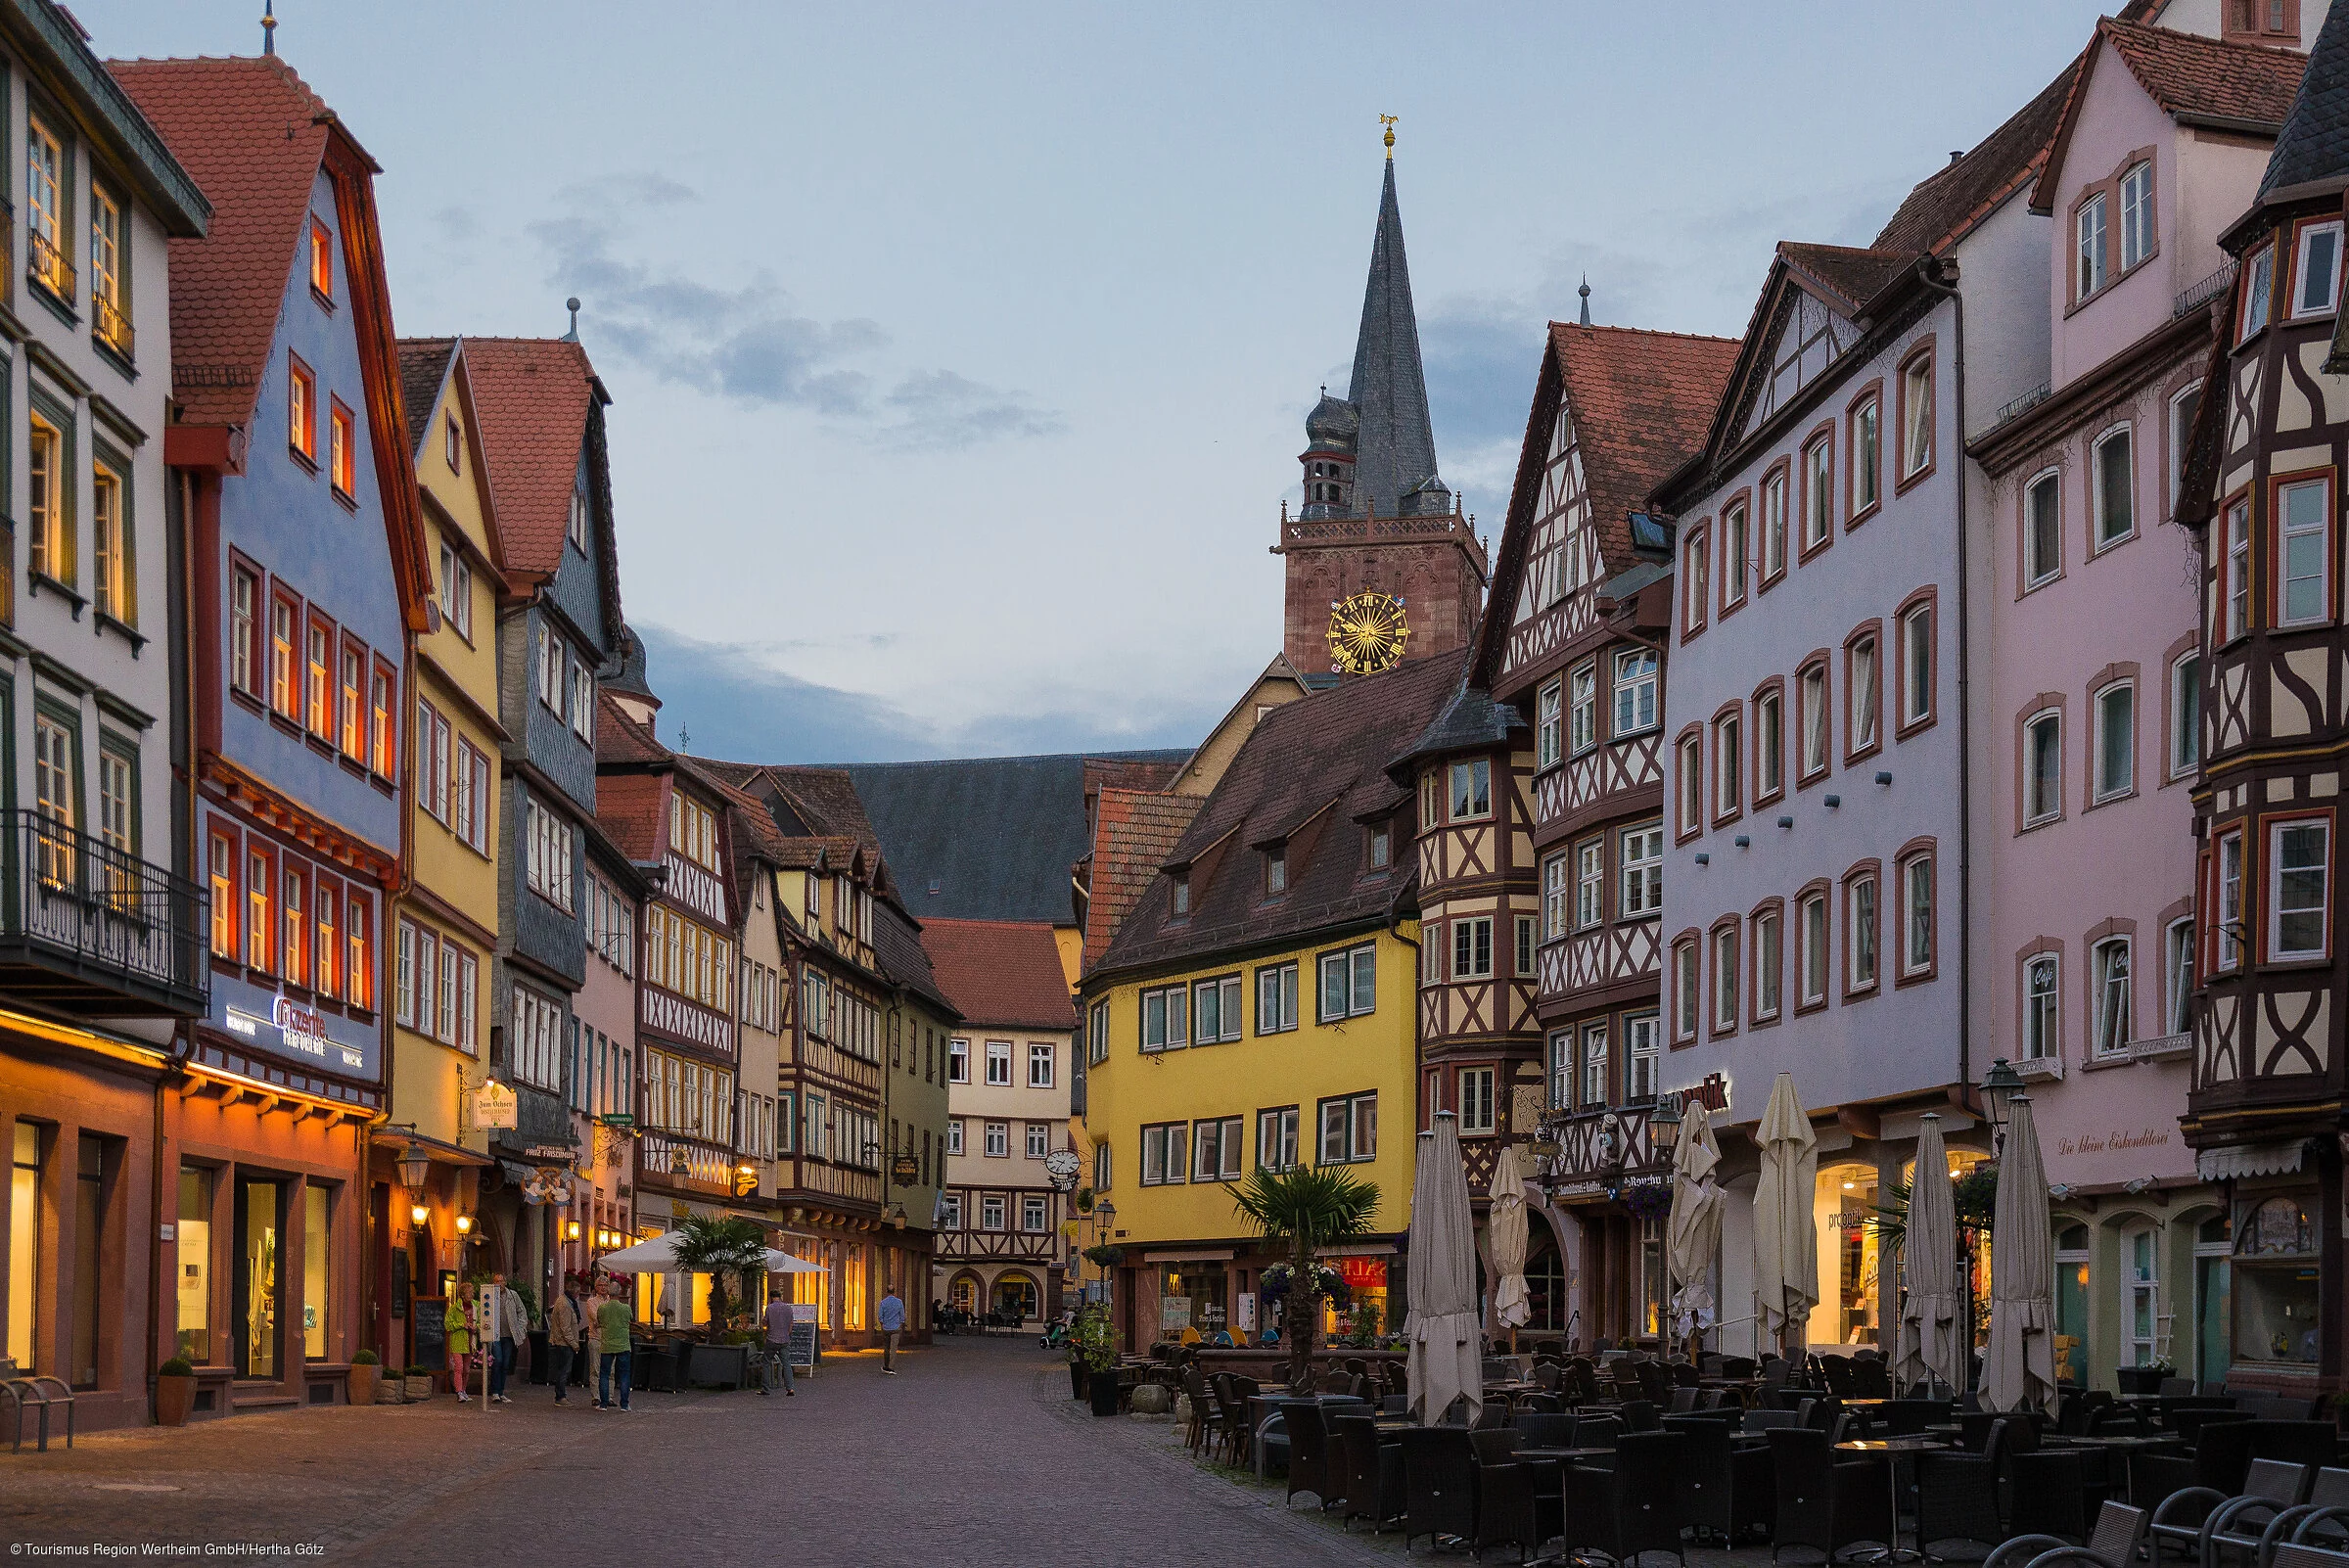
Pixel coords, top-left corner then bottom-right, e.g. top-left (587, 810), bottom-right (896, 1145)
top-left (1327, 590), bottom-right (1409, 675)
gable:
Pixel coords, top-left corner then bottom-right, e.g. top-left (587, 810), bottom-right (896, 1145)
top-left (1513, 395), bottom-right (1598, 628)
top-left (1737, 284), bottom-right (1864, 443)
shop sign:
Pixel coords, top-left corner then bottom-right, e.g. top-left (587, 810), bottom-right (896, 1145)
top-left (468, 1082), bottom-right (518, 1130)
top-left (1335, 1257), bottom-right (1387, 1291)
top-left (215, 985), bottom-right (376, 1079)
top-left (1161, 1294), bottom-right (1194, 1332)
top-left (1237, 1293), bottom-right (1257, 1331)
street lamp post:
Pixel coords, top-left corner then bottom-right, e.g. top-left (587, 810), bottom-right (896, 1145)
top-left (1093, 1200), bottom-right (1116, 1308)
top-left (1979, 1058), bottom-right (2025, 1156)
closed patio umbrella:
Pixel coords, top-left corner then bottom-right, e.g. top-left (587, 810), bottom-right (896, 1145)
top-left (1983, 1094), bottom-right (2056, 1411)
top-left (596, 1232), bottom-right (825, 1274)
top-left (1489, 1141), bottom-right (1532, 1334)
top-left (1752, 1071), bottom-right (1819, 1356)
top-left (1897, 1112), bottom-right (1964, 1397)
top-left (1407, 1112), bottom-right (1482, 1426)
top-left (1667, 1097), bottom-right (1724, 1349)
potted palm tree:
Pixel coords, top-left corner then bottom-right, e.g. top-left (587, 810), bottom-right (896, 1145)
top-left (669, 1216), bottom-right (769, 1387)
top-left (1229, 1164), bottom-right (1380, 1390)
top-left (155, 1357), bottom-right (197, 1426)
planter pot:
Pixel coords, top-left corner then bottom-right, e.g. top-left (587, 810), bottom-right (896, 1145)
top-left (2115, 1365), bottom-right (2167, 1396)
top-left (403, 1375), bottom-right (436, 1401)
top-left (155, 1374), bottom-right (196, 1427)
top-left (1069, 1360), bottom-right (1087, 1401)
top-left (374, 1378), bottom-right (405, 1405)
top-left (348, 1364), bottom-right (378, 1407)
top-left (1087, 1370), bottom-right (1121, 1417)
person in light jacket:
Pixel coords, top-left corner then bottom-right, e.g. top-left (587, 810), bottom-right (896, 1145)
top-left (545, 1279), bottom-right (582, 1406)
top-left (445, 1293), bottom-right (474, 1403)
top-left (487, 1271), bottom-right (529, 1405)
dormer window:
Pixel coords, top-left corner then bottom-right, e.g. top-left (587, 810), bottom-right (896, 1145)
top-left (1172, 873), bottom-right (1190, 918)
top-left (569, 480), bottom-right (591, 551)
top-left (1266, 847), bottom-right (1288, 898)
top-left (1449, 759), bottom-right (1492, 822)
top-left (2293, 219), bottom-right (2343, 319)
top-left (1368, 824), bottom-right (1391, 871)
top-left (2076, 192), bottom-right (2107, 300)
top-left (2224, 0), bottom-right (2297, 43)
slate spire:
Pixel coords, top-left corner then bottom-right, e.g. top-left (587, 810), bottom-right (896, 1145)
top-left (2258, 0), bottom-right (2349, 201)
top-left (1346, 155), bottom-right (1446, 518)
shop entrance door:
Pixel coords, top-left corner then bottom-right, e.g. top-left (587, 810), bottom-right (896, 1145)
top-left (234, 1178), bottom-right (285, 1380)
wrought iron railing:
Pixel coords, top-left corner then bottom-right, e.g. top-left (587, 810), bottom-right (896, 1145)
top-left (92, 294), bottom-right (132, 361)
top-left (0, 809), bottom-right (207, 1012)
top-left (1991, 381), bottom-right (2050, 430)
top-left (25, 228), bottom-right (73, 304)
top-left (2176, 261), bottom-right (2236, 319)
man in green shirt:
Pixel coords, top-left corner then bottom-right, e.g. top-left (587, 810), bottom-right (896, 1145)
top-left (594, 1279), bottom-right (633, 1411)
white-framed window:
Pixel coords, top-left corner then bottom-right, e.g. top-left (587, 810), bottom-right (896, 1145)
top-left (1574, 840), bottom-right (1603, 929)
top-left (1902, 354), bottom-right (1934, 479)
top-left (1676, 733), bottom-right (1702, 834)
top-left (939, 1192), bottom-right (962, 1229)
top-left (1850, 874), bottom-right (1879, 992)
top-left (1572, 662), bottom-right (1600, 754)
top-left (2293, 218), bottom-right (2343, 318)
top-left (2216, 829), bottom-right (2245, 972)
top-left (2120, 161), bottom-right (2154, 272)
top-left (1714, 711), bottom-right (1741, 817)
top-left (2026, 710), bottom-right (2062, 825)
top-left (1850, 636), bottom-right (1879, 752)
top-left (1026, 1121), bottom-right (1051, 1159)
top-left (1724, 497), bottom-right (1750, 606)
top-left (1257, 1107), bottom-right (1299, 1172)
top-left (945, 1118), bottom-right (965, 1156)
top-left (2171, 653), bottom-right (2201, 779)
top-left (1191, 1116), bottom-right (1243, 1182)
top-left (1674, 939), bottom-right (1699, 1039)
top-left (985, 1040), bottom-right (1012, 1085)
top-left (1193, 973), bottom-right (1243, 1043)
top-left (1543, 853), bottom-right (1569, 940)
top-left (1619, 826), bottom-right (1662, 918)
top-left (1902, 854), bottom-right (1935, 976)
top-left (438, 542), bottom-right (473, 639)
top-left (2123, 1223), bottom-right (2160, 1367)
top-left (2278, 477), bottom-right (2331, 626)
top-left (1457, 1067), bottom-right (1497, 1135)
top-left (2163, 916), bottom-right (2195, 1036)
top-left (1625, 1013), bottom-right (1660, 1101)
top-left (1804, 437), bottom-right (1832, 550)
top-left (2077, 191), bottom-right (2108, 299)
top-left (1799, 891), bottom-right (1828, 1006)
top-left (1265, 845), bottom-right (1287, 897)
top-left (1139, 984), bottom-right (1190, 1051)
top-left (1092, 1142), bottom-right (1111, 1191)
top-left (2240, 243), bottom-right (2275, 341)
top-left (983, 1120), bottom-right (1009, 1158)
top-left (2268, 817), bottom-right (2330, 960)
top-left (1753, 906), bottom-right (1782, 1020)
top-left (2094, 682), bottom-right (2136, 802)
top-left (1683, 528), bottom-right (1709, 629)
top-left (1368, 823), bottom-right (1391, 871)
top-left (1316, 1092), bottom-right (1376, 1164)
top-left (1452, 915), bottom-right (1495, 979)
top-left (1256, 961), bottom-right (1299, 1035)
top-left (1762, 468), bottom-right (1788, 576)
top-left (1547, 1030), bottom-right (1574, 1110)
top-left (1317, 943), bottom-right (1377, 1021)
top-left (1028, 1042), bottom-right (1055, 1087)
top-left (1800, 665), bottom-right (1829, 777)
top-left (1712, 925), bottom-right (1739, 1032)
top-left (1900, 604), bottom-right (1932, 728)
top-left (1537, 676), bottom-right (1563, 769)
top-left (571, 661), bottom-right (595, 743)
top-left (2025, 469), bottom-right (2060, 587)
top-left (2094, 425), bottom-right (2134, 547)
top-left (569, 480), bottom-right (591, 551)
top-left (1021, 1194), bottom-right (1049, 1233)
top-left (1852, 395), bottom-right (1881, 516)
top-left (947, 1038), bottom-right (969, 1084)
top-left (980, 1194), bottom-right (1005, 1230)
top-left (1581, 1022), bottom-right (1609, 1108)
top-left (2170, 386), bottom-right (2201, 512)
top-left (2093, 936), bottom-right (2133, 1056)
top-left (1756, 686), bottom-right (1783, 799)
top-left (1087, 1000), bottom-right (1110, 1065)
top-left (1613, 650), bottom-right (1657, 736)
top-left (1450, 759), bottom-right (1492, 821)
top-left (2227, 499), bottom-right (2252, 640)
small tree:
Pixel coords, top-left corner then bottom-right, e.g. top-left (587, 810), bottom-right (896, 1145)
top-left (1230, 1165), bottom-right (1380, 1388)
top-left (669, 1216), bottom-right (768, 1327)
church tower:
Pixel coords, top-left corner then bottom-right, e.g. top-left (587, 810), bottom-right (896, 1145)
top-left (1278, 125), bottom-right (1488, 678)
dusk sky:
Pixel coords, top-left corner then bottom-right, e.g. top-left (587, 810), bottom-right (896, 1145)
top-left (90, 0), bottom-right (2109, 761)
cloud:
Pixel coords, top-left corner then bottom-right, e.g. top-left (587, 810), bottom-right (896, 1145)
top-left (530, 178), bottom-right (1060, 451)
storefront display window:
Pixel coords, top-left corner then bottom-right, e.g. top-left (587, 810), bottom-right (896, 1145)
top-left (2194, 1212), bottom-right (2232, 1388)
top-left (302, 1184), bottom-right (330, 1360)
top-left (1162, 1264), bottom-right (1227, 1337)
top-left (1328, 1256), bottom-right (1390, 1340)
top-left (2233, 1193), bottom-right (2319, 1365)
top-left (1817, 1164), bottom-right (1880, 1346)
top-left (176, 1166), bottom-right (212, 1363)
top-left (1639, 1219), bottom-right (1666, 1340)
top-left (237, 1178), bottom-right (282, 1379)
top-left (2121, 1223), bottom-right (2159, 1367)
top-left (2054, 1223), bottom-right (2089, 1387)
top-left (843, 1244), bottom-right (868, 1332)
top-left (9, 1123), bottom-right (41, 1372)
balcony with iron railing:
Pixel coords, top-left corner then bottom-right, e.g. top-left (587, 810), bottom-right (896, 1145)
top-left (25, 227), bottom-right (73, 307)
top-left (0, 809), bottom-right (207, 1016)
top-left (92, 293), bottom-right (132, 363)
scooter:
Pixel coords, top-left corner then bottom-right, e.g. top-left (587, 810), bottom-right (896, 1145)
top-left (1038, 1318), bottom-right (1072, 1351)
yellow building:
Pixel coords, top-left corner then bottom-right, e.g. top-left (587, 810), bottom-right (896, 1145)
top-left (1077, 655), bottom-right (1462, 1352)
top-left (372, 341), bottom-right (505, 1323)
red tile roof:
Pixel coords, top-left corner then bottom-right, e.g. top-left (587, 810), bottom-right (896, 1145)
top-left (1775, 244), bottom-right (1923, 315)
top-left (1082, 787), bottom-right (1205, 968)
top-left (919, 918), bottom-right (1075, 1031)
top-left (593, 772), bottom-right (666, 864)
top-left (108, 56), bottom-right (331, 430)
top-left (596, 689), bottom-right (668, 767)
top-left (1876, 60), bottom-right (2080, 254)
top-left (460, 338), bottom-right (599, 581)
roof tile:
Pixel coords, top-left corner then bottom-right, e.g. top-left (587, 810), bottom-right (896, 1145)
top-left (1082, 787), bottom-right (1205, 967)
top-left (1551, 324), bottom-right (1740, 574)
top-left (460, 338), bottom-right (598, 581)
top-left (920, 918), bottom-right (1075, 1032)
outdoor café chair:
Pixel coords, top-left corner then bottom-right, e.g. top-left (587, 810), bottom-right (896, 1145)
top-left (2189, 1460), bottom-right (2317, 1568)
top-left (1473, 1435), bottom-right (1562, 1563)
top-left (1769, 1426), bottom-right (1892, 1566)
top-left (2255, 1468), bottom-right (2349, 1568)
top-left (1569, 1429), bottom-right (1690, 1567)
top-left (2008, 1448), bottom-right (2095, 1543)
top-left (1283, 1401), bottom-right (1340, 1510)
top-left (1917, 1415), bottom-right (2017, 1558)
top-left (2152, 1453), bottom-right (2306, 1562)
top-left (1986, 1500), bottom-right (2149, 1568)
top-left (2273, 1547), bottom-right (2349, 1568)
top-left (1514, 1411), bottom-right (1576, 1448)
top-left (1401, 1426), bottom-right (1480, 1552)
top-left (1667, 1410), bottom-right (1738, 1543)
top-left (1332, 1414), bottom-right (1405, 1535)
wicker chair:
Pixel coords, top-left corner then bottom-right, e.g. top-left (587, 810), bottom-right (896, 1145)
top-left (1515, 1410), bottom-right (1577, 1448)
top-left (1283, 1402), bottom-right (1339, 1510)
top-left (2150, 1453), bottom-right (2306, 1563)
top-left (1566, 1430), bottom-right (1689, 1567)
top-left (2185, 1459), bottom-right (2316, 1568)
top-left (2007, 1448), bottom-right (2094, 1544)
top-left (1985, 1500), bottom-right (2149, 1568)
top-left (1915, 1415), bottom-right (2015, 1557)
top-left (1401, 1427), bottom-right (1480, 1551)
top-left (1665, 1411), bottom-right (1738, 1544)
top-left (1211, 1375), bottom-right (1254, 1468)
top-left (1769, 1426), bottom-right (1894, 1565)
top-left (1332, 1414), bottom-right (1406, 1534)
top-left (2257, 1468), bottom-right (2349, 1565)
top-left (1573, 1412), bottom-right (1625, 1452)
top-left (2273, 1546), bottom-right (2349, 1568)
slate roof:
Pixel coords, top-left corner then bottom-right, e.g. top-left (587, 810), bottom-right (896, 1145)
top-left (1776, 244), bottom-right (1922, 316)
top-left (605, 624), bottom-right (659, 704)
top-left (872, 902), bottom-right (957, 1019)
top-left (108, 56), bottom-right (333, 429)
top-left (1082, 787), bottom-right (1205, 968)
top-left (1387, 677), bottom-right (1529, 781)
top-left (1094, 655), bottom-right (1459, 980)
top-left (828, 751), bottom-right (1188, 924)
top-left (460, 338), bottom-right (601, 581)
top-left (2259, 0), bottom-right (2349, 199)
top-left (398, 338), bottom-right (455, 453)
top-left (1878, 57), bottom-right (2080, 252)
top-left (1346, 157), bottom-right (1444, 515)
top-left (2034, 22), bottom-right (2307, 213)
top-left (919, 918), bottom-right (1076, 1032)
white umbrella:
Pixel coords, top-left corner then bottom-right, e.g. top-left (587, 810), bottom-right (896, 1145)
top-left (1983, 1095), bottom-right (2056, 1411)
top-left (1752, 1072), bottom-right (1819, 1355)
top-left (1489, 1142), bottom-right (1532, 1333)
top-left (597, 1232), bottom-right (825, 1274)
top-left (1667, 1098), bottom-right (1724, 1348)
top-left (1897, 1112), bottom-right (1964, 1397)
top-left (1407, 1112), bottom-right (1482, 1426)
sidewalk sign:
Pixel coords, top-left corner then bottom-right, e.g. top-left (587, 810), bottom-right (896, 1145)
top-left (786, 1302), bottom-right (818, 1373)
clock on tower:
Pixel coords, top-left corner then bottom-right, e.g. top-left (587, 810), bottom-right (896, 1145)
top-left (1326, 590), bottom-right (1410, 675)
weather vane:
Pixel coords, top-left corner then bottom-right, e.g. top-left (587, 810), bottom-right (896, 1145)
top-left (1381, 114), bottom-right (1398, 158)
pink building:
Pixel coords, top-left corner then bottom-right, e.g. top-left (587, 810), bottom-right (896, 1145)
top-left (1969, 16), bottom-right (2308, 1390)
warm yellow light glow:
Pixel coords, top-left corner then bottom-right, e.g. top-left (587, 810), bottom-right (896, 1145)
top-left (410, 1203), bottom-right (429, 1225)
top-left (1843, 1181), bottom-right (1856, 1190)
top-left (564, 1220), bottom-right (582, 1241)
top-left (455, 1213), bottom-right (473, 1234)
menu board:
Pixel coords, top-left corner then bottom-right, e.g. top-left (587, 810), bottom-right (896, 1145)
top-left (786, 1304), bottom-right (818, 1372)
top-left (411, 1298), bottom-right (447, 1370)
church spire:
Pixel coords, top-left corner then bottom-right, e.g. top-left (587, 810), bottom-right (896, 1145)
top-left (1346, 138), bottom-right (1445, 520)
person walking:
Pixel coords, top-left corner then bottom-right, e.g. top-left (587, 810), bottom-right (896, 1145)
top-left (580, 1273), bottom-right (602, 1396)
top-left (486, 1271), bottom-right (528, 1405)
top-left (445, 1290), bottom-right (474, 1403)
top-left (760, 1293), bottom-right (798, 1396)
top-left (545, 1277), bottom-right (581, 1406)
top-left (594, 1278), bottom-right (633, 1411)
top-left (878, 1287), bottom-right (906, 1374)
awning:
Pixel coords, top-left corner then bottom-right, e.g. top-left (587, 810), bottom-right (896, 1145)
top-left (370, 1128), bottom-right (493, 1168)
top-left (2196, 1141), bottom-right (2306, 1181)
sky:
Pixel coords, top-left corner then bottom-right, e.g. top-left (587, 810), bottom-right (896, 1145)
top-left (88, 0), bottom-right (2112, 762)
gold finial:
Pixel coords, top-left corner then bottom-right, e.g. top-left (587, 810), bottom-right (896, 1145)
top-left (1381, 115), bottom-right (1398, 158)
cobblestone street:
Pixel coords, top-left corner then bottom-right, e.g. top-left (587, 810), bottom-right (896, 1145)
top-left (1, 1338), bottom-right (1436, 1565)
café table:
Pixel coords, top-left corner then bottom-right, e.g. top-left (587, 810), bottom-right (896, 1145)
top-left (1514, 1446), bottom-right (1618, 1464)
top-left (1836, 1435), bottom-right (1950, 1561)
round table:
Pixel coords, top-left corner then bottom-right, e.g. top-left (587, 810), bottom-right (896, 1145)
top-left (1836, 1435), bottom-right (1952, 1561)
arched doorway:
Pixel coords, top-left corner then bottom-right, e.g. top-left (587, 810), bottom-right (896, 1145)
top-left (948, 1271), bottom-right (981, 1315)
top-left (992, 1270), bottom-right (1040, 1323)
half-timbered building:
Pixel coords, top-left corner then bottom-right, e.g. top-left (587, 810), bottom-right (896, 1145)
top-left (2174, 4), bottom-right (2349, 1396)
